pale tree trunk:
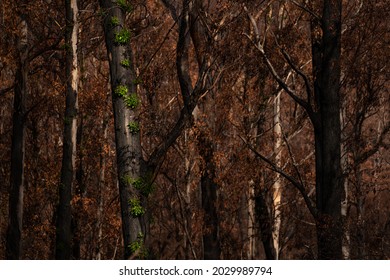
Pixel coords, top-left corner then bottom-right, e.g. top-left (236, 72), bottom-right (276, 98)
top-left (340, 103), bottom-right (350, 259)
top-left (247, 181), bottom-right (256, 259)
top-left (6, 10), bottom-right (28, 260)
top-left (182, 129), bottom-right (197, 259)
top-left (355, 165), bottom-right (365, 258)
top-left (56, 0), bottom-right (79, 260)
top-left (99, 0), bottom-right (144, 259)
top-left (72, 118), bottom-right (84, 259)
top-left (94, 112), bottom-right (109, 260)
top-left (272, 91), bottom-right (282, 260)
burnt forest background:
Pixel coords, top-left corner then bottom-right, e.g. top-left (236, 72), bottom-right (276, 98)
top-left (0, 0), bottom-right (389, 260)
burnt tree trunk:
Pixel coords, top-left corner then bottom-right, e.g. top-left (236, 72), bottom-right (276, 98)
top-left (189, 0), bottom-right (221, 260)
top-left (198, 132), bottom-right (220, 259)
top-left (254, 186), bottom-right (276, 260)
top-left (6, 12), bottom-right (28, 260)
top-left (99, 0), bottom-right (144, 259)
top-left (311, 0), bottom-right (343, 259)
top-left (56, 0), bottom-right (79, 260)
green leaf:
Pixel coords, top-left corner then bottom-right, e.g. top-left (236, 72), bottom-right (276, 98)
top-left (124, 93), bottom-right (140, 109)
top-left (114, 85), bottom-right (128, 97)
top-left (109, 16), bottom-right (120, 27)
top-left (127, 121), bottom-right (140, 134)
top-left (116, 0), bottom-right (133, 13)
top-left (120, 59), bottom-right (131, 68)
top-left (128, 198), bottom-right (145, 217)
top-left (114, 28), bottom-right (131, 45)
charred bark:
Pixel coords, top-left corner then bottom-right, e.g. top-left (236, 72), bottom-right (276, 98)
top-left (99, 0), bottom-right (144, 259)
top-left (254, 186), bottom-right (276, 260)
top-left (197, 132), bottom-right (220, 259)
top-left (56, 0), bottom-right (79, 260)
top-left (6, 12), bottom-right (28, 260)
top-left (311, 0), bottom-right (343, 259)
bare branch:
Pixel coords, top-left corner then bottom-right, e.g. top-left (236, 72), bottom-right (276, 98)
top-left (141, 19), bottom-right (178, 75)
top-left (290, 0), bottom-right (321, 23)
top-left (176, 0), bottom-right (193, 110)
top-left (147, 0), bottom-right (211, 174)
top-left (161, 0), bottom-right (178, 21)
top-left (243, 5), bottom-right (261, 41)
top-left (0, 85), bottom-right (14, 96)
top-left (281, 126), bottom-right (306, 190)
top-left (356, 121), bottom-right (390, 165)
top-left (278, 44), bottom-right (313, 107)
top-left (244, 9), bottom-right (318, 125)
top-left (239, 135), bottom-right (318, 219)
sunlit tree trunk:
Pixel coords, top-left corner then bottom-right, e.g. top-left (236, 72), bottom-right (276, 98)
top-left (340, 103), bottom-right (350, 259)
top-left (272, 91), bottom-right (282, 260)
top-left (183, 129), bottom-right (197, 259)
top-left (94, 112), bottom-right (109, 260)
top-left (247, 181), bottom-right (256, 259)
top-left (6, 9), bottom-right (28, 260)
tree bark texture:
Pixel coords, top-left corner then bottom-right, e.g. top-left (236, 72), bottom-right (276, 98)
top-left (272, 91), bottom-right (282, 260)
top-left (198, 132), bottom-right (220, 260)
top-left (254, 183), bottom-right (276, 260)
top-left (6, 13), bottom-right (28, 260)
top-left (312, 0), bottom-right (343, 259)
top-left (189, 0), bottom-right (221, 260)
top-left (99, 0), bottom-right (144, 259)
top-left (55, 0), bottom-right (79, 260)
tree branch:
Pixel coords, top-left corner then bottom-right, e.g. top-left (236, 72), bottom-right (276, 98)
top-left (244, 7), bottom-right (318, 126)
top-left (356, 121), bottom-right (390, 165)
top-left (0, 85), bottom-right (14, 96)
top-left (161, 0), bottom-right (178, 21)
top-left (278, 44), bottom-right (313, 108)
top-left (290, 0), bottom-right (321, 24)
top-left (176, 0), bottom-right (193, 110)
top-left (239, 135), bottom-right (318, 219)
top-left (147, 0), bottom-right (210, 175)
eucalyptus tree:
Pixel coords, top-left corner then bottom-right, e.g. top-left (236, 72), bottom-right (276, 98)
top-left (6, 2), bottom-right (29, 260)
top-left (55, 0), bottom-right (80, 260)
top-left (98, 0), bottom-right (145, 259)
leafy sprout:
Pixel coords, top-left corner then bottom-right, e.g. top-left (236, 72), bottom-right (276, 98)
top-left (116, 0), bottom-right (133, 13)
top-left (114, 28), bottom-right (131, 45)
top-left (124, 93), bottom-right (140, 109)
top-left (129, 198), bottom-right (145, 217)
top-left (120, 59), bottom-right (131, 68)
top-left (128, 121), bottom-right (140, 134)
top-left (110, 16), bottom-right (120, 26)
top-left (114, 85), bottom-right (128, 97)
